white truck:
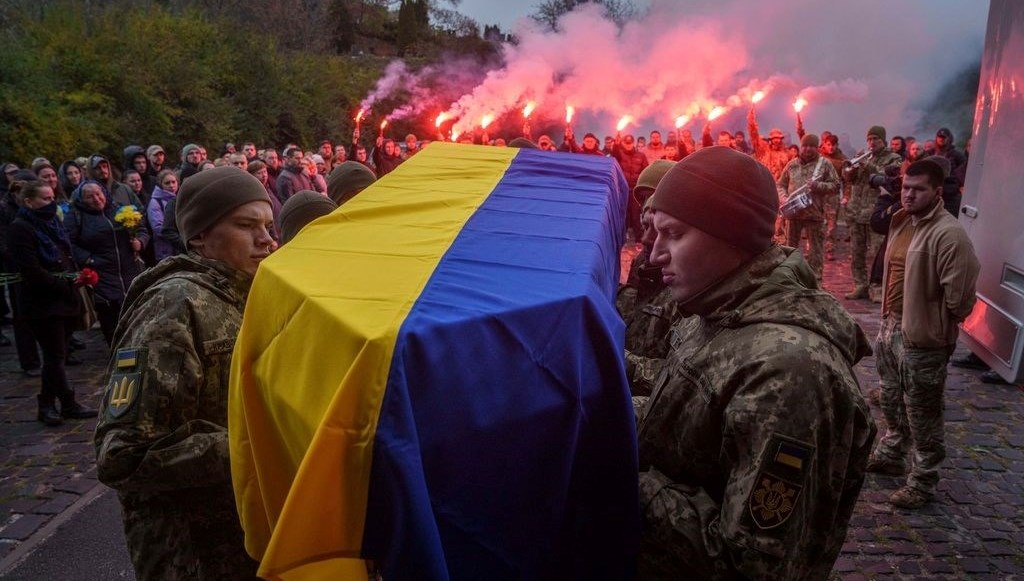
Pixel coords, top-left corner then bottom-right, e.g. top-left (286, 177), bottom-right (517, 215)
top-left (959, 0), bottom-right (1024, 383)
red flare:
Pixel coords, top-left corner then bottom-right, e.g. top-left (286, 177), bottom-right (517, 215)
top-left (707, 106), bottom-right (726, 121)
top-left (480, 113), bottom-right (495, 129)
top-left (616, 115), bottom-right (632, 132)
top-left (675, 115), bottom-right (689, 129)
top-left (793, 98), bottom-right (808, 113)
top-left (380, 119), bottom-right (389, 130)
top-left (435, 112), bottom-right (450, 128)
top-left (523, 101), bottom-right (536, 118)
top-left (752, 91), bottom-right (765, 104)
top-left (565, 106), bottom-right (575, 124)
top-left (355, 108), bottom-right (366, 123)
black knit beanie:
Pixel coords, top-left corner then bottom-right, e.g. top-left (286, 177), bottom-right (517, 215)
top-left (279, 190), bottom-right (337, 243)
top-left (327, 161), bottom-right (376, 205)
top-left (176, 166), bottom-right (271, 241)
top-left (649, 146), bottom-right (778, 254)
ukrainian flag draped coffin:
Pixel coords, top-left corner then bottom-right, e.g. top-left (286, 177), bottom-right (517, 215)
top-left (229, 143), bottom-right (640, 580)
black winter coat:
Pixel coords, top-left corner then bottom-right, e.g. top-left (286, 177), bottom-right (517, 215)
top-left (64, 202), bottom-right (144, 305)
top-left (7, 216), bottom-right (81, 319)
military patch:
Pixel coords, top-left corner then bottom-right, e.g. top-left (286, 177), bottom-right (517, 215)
top-left (747, 434), bottom-right (815, 530)
top-left (106, 373), bottom-right (140, 418)
top-left (105, 347), bottom-right (147, 420)
top-left (748, 473), bottom-right (801, 529)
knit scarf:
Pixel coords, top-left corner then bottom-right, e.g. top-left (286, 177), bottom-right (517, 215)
top-left (17, 205), bottom-right (72, 268)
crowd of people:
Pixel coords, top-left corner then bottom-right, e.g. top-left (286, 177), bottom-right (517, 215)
top-left (0, 108), bottom-right (980, 579)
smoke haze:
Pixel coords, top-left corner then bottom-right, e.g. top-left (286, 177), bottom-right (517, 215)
top-left (367, 0), bottom-right (988, 146)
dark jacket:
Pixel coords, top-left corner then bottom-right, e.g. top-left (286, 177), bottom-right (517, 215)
top-left (7, 212), bottom-right (81, 319)
top-left (123, 145), bottom-right (156, 200)
top-left (64, 198), bottom-right (144, 305)
top-left (611, 145), bottom-right (649, 189)
top-left (936, 144), bottom-right (968, 188)
top-left (371, 142), bottom-right (403, 178)
top-left (275, 168), bottom-right (313, 204)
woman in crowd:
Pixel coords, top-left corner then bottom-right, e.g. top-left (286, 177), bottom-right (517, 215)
top-left (57, 161), bottom-right (83, 198)
top-left (304, 157), bottom-right (328, 195)
top-left (248, 160), bottom-right (283, 232)
top-left (33, 161), bottom-right (65, 203)
top-left (65, 180), bottom-right (146, 344)
top-left (6, 179), bottom-right (97, 426)
top-left (122, 169), bottom-right (149, 209)
top-left (147, 169), bottom-right (179, 261)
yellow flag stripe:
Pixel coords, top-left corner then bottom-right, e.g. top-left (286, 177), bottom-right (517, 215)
top-left (230, 143), bottom-right (518, 580)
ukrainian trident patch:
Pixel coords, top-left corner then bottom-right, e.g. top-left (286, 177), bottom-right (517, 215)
top-left (747, 434), bottom-right (814, 530)
top-left (105, 348), bottom-right (146, 419)
top-left (749, 473), bottom-right (800, 529)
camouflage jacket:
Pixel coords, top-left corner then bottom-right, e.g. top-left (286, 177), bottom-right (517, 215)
top-left (636, 246), bottom-right (876, 580)
top-left (776, 155), bottom-right (841, 222)
top-left (618, 251), bottom-right (683, 396)
top-left (844, 147), bottom-right (903, 224)
top-left (94, 252), bottom-right (258, 580)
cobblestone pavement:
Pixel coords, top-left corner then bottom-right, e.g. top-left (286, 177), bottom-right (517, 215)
top-left (1, 233), bottom-right (1022, 579)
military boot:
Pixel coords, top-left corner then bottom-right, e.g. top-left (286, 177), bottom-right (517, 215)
top-left (37, 395), bottom-right (63, 427)
top-left (60, 399), bottom-right (98, 420)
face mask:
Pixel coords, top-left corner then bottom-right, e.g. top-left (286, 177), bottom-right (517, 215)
top-left (32, 201), bottom-right (58, 220)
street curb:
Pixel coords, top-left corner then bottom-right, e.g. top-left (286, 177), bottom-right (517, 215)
top-left (0, 484), bottom-right (109, 577)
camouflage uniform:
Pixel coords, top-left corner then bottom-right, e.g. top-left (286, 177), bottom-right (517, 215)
top-left (872, 318), bottom-right (952, 493)
top-left (636, 246), bottom-right (876, 580)
top-left (618, 250), bottom-right (683, 397)
top-left (94, 253), bottom-right (259, 581)
top-left (844, 148), bottom-right (903, 289)
top-left (777, 154), bottom-right (840, 280)
top-left (821, 150), bottom-right (847, 255)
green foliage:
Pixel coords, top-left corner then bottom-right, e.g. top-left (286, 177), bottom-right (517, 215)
top-left (0, 1), bottom-right (389, 166)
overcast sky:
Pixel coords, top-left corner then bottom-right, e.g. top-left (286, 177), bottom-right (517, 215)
top-left (456, 0), bottom-right (532, 30)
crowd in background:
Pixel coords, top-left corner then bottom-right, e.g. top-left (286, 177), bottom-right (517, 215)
top-left (0, 114), bottom-right (970, 425)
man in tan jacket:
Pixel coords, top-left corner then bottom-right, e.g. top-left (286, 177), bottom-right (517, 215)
top-left (867, 158), bottom-right (980, 509)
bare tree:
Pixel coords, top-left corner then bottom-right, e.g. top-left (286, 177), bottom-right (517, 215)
top-left (531, 0), bottom-right (638, 31)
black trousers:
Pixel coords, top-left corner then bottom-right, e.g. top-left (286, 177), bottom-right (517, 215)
top-left (27, 316), bottom-right (76, 405)
top-left (95, 298), bottom-right (122, 345)
top-left (9, 283), bottom-right (41, 371)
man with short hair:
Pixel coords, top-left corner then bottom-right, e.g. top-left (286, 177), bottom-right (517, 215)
top-left (637, 146), bottom-right (875, 579)
top-left (96, 166), bottom-right (274, 580)
top-left (820, 134), bottom-right (847, 259)
top-left (88, 155), bottom-right (143, 209)
top-left (403, 134), bottom-right (420, 158)
top-left (536, 135), bottom-right (557, 152)
top-left (866, 159), bottom-right (979, 509)
top-left (611, 133), bottom-right (650, 239)
top-left (228, 153), bottom-right (248, 171)
top-left (643, 131), bottom-right (666, 164)
top-left (716, 130), bottom-right (734, 148)
top-left (275, 146), bottom-right (313, 203)
top-left (843, 126), bottom-right (904, 299)
top-left (318, 140), bottom-right (333, 162)
top-left (260, 148), bottom-right (282, 200)
top-left (777, 134), bottom-right (841, 281)
top-left (241, 142), bottom-right (258, 163)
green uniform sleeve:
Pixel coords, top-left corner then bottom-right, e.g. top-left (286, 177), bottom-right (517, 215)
top-left (95, 287), bottom-right (232, 493)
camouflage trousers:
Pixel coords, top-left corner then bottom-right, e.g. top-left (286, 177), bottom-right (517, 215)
top-left (873, 317), bottom-right (953, 494)
top-left (824, 193), bottom-right (840, 252)
top-left (786, 219), bottom-right (824, 281)
top-left (849, 222), bottom-right (882, 288)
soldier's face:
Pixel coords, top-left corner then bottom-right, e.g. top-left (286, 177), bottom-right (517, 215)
top-left (867, 135), bottom-right (885, 154)
top-left (649, 211), bottom-right (751, 305)
top-left (901, 174), bottom-right (941, 216)
top-left (190, 201), bottom-right (276, 277)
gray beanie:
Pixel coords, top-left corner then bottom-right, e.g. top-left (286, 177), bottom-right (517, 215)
top-left (327, 161), bottom-right (376, 205)
top-left (176, 166), bottom-right (271, 241)
top-left (279, 191), bottom-right (337, 243)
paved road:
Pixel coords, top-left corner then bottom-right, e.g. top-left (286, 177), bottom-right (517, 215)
top-left (1, 237), bottom-right (1022, 579)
